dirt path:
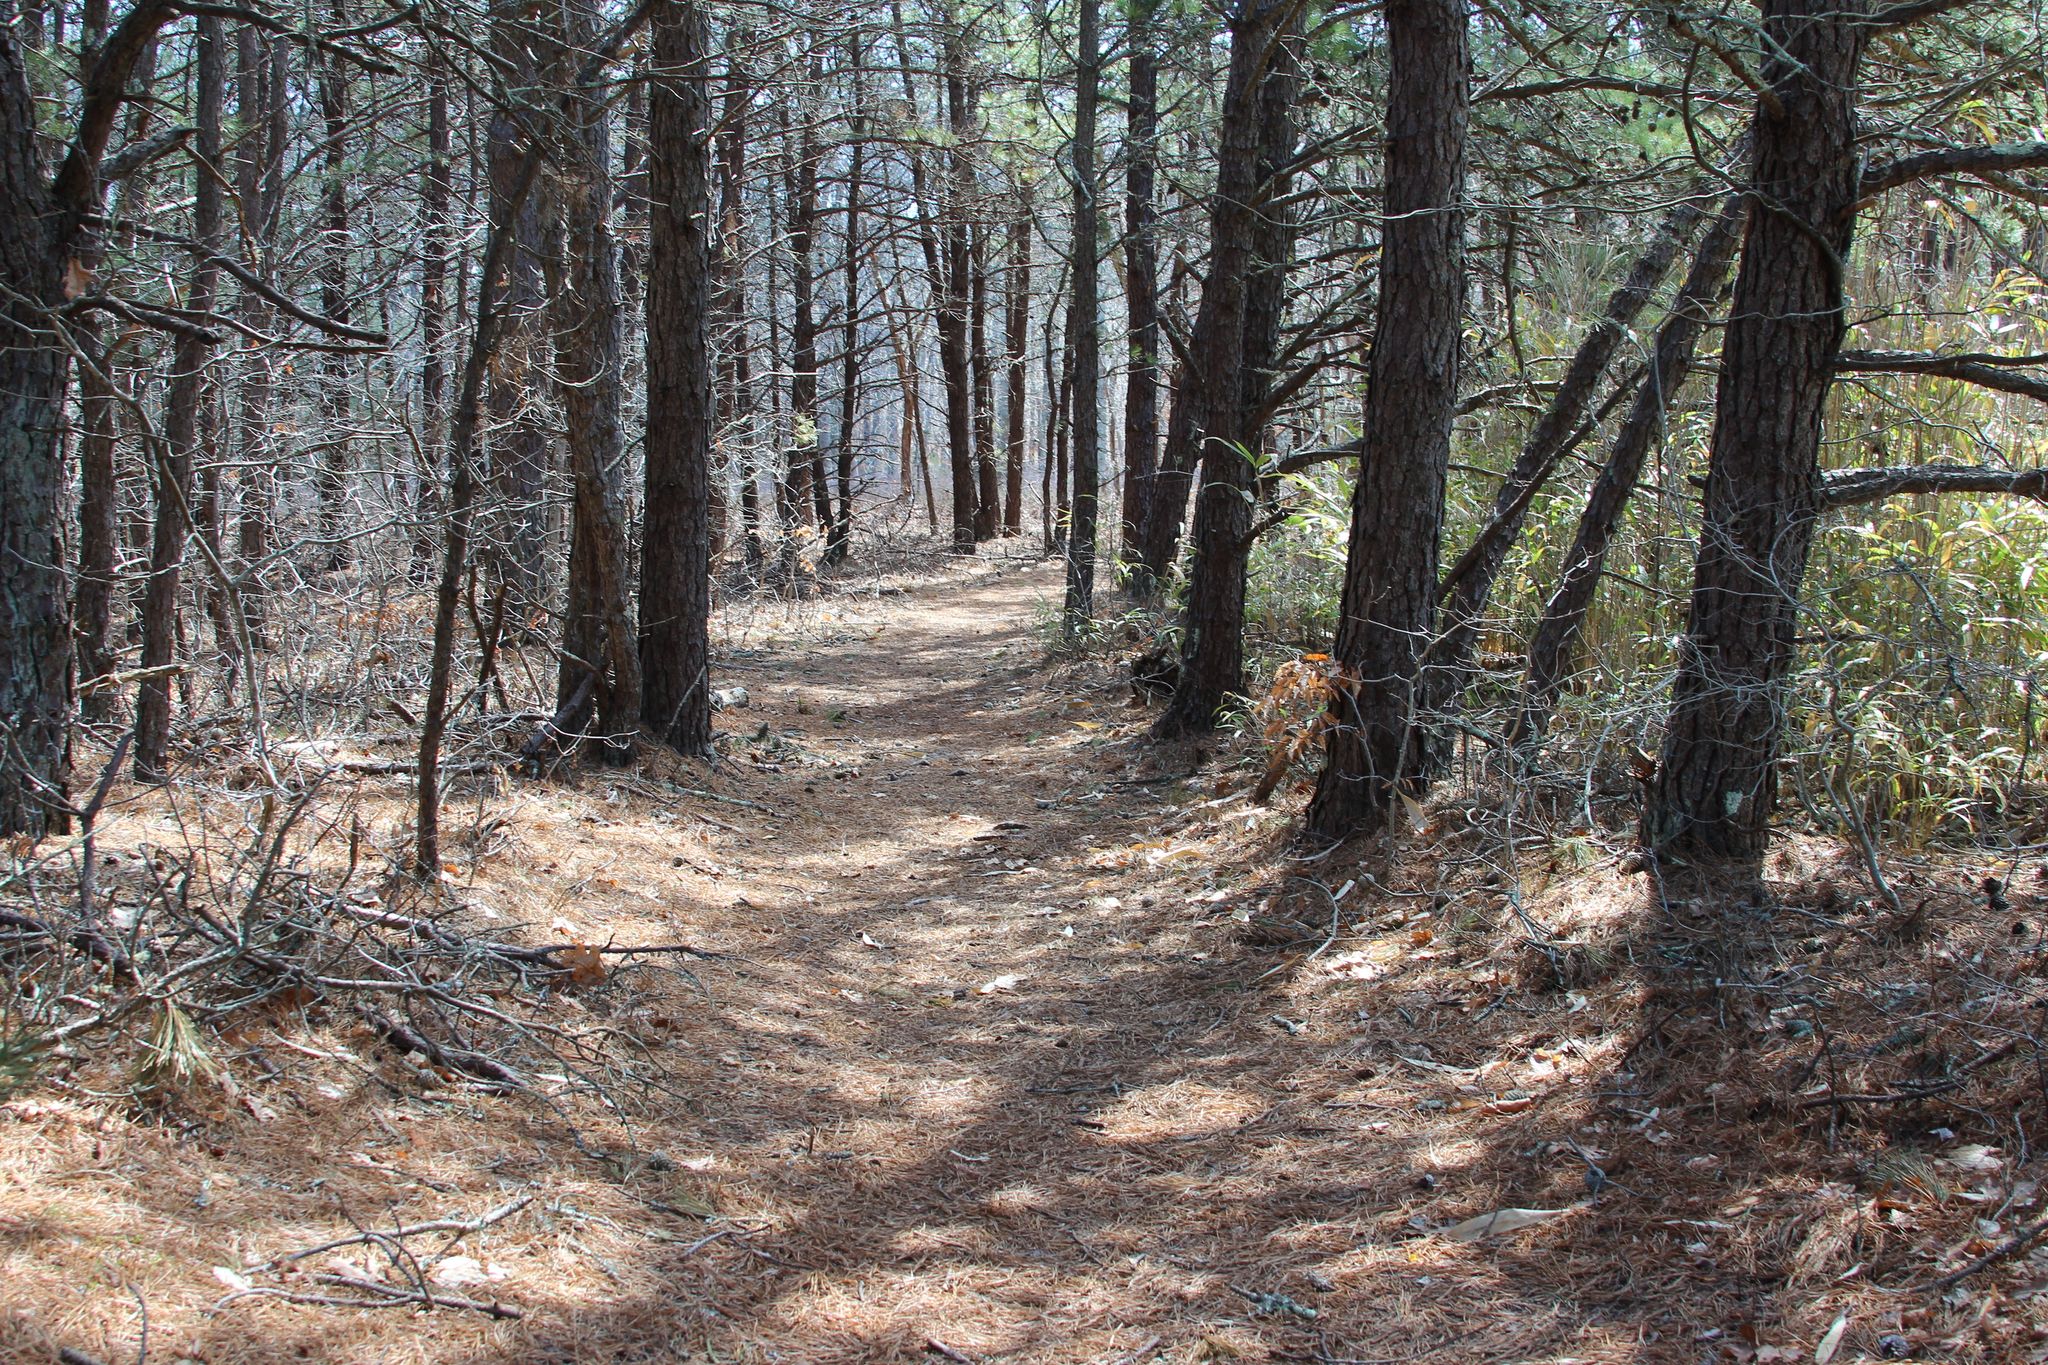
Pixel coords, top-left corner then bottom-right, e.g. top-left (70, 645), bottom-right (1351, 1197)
top-left (525, 560), bottom-right (1590, 1364)
top-left (12, 559), bottom-right (1934, 1365)
top-left (648, 560), bottom-right (1303, 1362)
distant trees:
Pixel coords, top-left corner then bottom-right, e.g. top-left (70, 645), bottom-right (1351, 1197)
top-left (5, 0), bottom-right (2048, 900)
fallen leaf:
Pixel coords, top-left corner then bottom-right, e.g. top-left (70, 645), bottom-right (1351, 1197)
top-left (212, 1266), bottom-right (252, 1293)
top-left (977, 974), bottom-right (1024, 994)
top-left (1939, 1144), bottom-right (2004, 1172)
top-left (1814, 1312), bottom-right (1849, 1365)
top-left (430, 1254), bottom-right (507, 1288)
top-left (1441, 1206), bottom-right (1568, 1241)
top-left (556, 944), bottom-right (606, 986)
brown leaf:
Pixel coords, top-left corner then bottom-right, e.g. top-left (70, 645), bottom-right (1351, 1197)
top-left (556, 945), bottom-right (606, 986)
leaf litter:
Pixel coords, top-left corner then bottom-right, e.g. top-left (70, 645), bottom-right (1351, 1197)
top-left (6, 555), bottom-right (2048, 1363)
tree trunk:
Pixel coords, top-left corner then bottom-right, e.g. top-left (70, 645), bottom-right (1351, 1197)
top-left (235, 27), bottom-right (286, 626)
top-left (826, 36), bottom-right (866, 567)
top-left (940, 14), bottom-right (977, 552)
top-left (783, 62), bottom-right (825, 533)
top-left (413, 65), bottom-right (451, 585)
top-left (717, 33), bottom-right (761, 569)
top-left (72, 331), bottom-right (118, 720)
top-left (0, 154), bottom-right (73, 834)
top-left (134, 14), bottom-right (224, 781)
top-left (640, 0), bottom-right (716, 755)
top-left (1305, 0), bottom-right (1467, 839)
top-left (1061, 0), bottom-right (1101, 637)
top-left (1235, 18), bottom-right (1300, 472)
top-left (1153, 0), bottom-right (1297, 736)
top-left (313, 7), bottom-right (355, 575)
top-left (1511, 196), bottom-right (1745, 752)
top-left (1003, 213), bottom-right (1029, 536)
top-left (3, 0), bottom-right (202, 835)
top-left (1119, 0), bottom-right (1159, 559)
top-left (546, 0), bottom-right (641, 754)
top-left (972, 221), bottom-right (1000, 541)
top-left (484, 0), bottom-right (549, 612)
top-left (1645, 0), bottom-right (1869, 870)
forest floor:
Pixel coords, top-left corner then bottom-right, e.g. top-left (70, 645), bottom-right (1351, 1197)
top-left (6, 552), bottom-right (2048, 1365)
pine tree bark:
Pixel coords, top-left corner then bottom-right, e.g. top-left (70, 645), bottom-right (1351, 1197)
top-left (413, 65), bottom-right (451, 585)
top-left (972, 219), bottom-right (1000, 541)
top-left (235, 28), bottom-right (286, 624)
top-left (717, 35), bottom-right (762, 569)
top-left (484, 0), bottom-right (549, 611)
top-left (2, 0), bottom-right (184, 835)
top-left (313, 4), bottom-right (355, 575)
top-left (1003, 214), bottom-right (1029, 536)
top-left (1645, 0), bottom-right (1869, 870)
top-left (1236, 21), bottom-right (1300, 464)
top-left (783, 64), bottom-right (825, 532)
top-left (1118, 0), bottom-right (1159, 557)
top-left (940, 13), bottom-right (977, 552)
top-left (1153, 0), bottom-right (1298, 736)
top-left (826, 36), bottom-right (866, 567)
top-left (1306, 0), bottom-right (1467, 839)
top-left (546, 0), bottom-right (641, 753)
top-left (134, 12), bottom-right (225, 781)
top-left (640, 0), bottom-right (716, 755)
top-left (72, 2), bottom-right (144, 712)
top-left (1061, 0), bottom-right (1101, 636)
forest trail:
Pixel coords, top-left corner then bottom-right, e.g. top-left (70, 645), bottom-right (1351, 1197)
top-left (488, 557), bottom-right (1602, 1364)
top-left (619, 557), bottom-right (1361, 1363)
top-left (12, 558), bottom-right (1986, 1365)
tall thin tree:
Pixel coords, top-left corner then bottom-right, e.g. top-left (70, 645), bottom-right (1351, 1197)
top-left (1306, 0), bottom-right (1468, 838)
top-left (1062, 0), bottom-right (1101, 636)
top-left (640, 0), bottom-right (717, 754)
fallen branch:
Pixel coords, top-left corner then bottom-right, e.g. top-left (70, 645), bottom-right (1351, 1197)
top-left (1798, 1040), bottom-right (2019, 1109)
top-left (251, 1194), bottom-right (534, 1273)
top-left (1821, 464), bottom-right (2048, 509)
top-left (331, 902), bottom-right (721, 965)
top-left (665, 784), bottom-right (781, 815)
top-left (0, 908), bottom-right (132, 973)
top-left (355, 1005), bottom-right (525, 1088)
top-left (76, 661), bottom-right (187, 698)
top-left (1927, 1211), bottom-right (2048, 1291)
top-left (218, 1276), bottom-right (524, 1319)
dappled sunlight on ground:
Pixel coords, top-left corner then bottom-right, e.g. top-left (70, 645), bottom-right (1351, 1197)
top-left (7, 556), bottom-right (2048, 1363)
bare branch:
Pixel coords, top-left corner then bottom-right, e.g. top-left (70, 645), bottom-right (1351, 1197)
top-left (1822, 464), bottom-right (2048, 508)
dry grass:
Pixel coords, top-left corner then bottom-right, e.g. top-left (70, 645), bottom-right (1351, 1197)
top-left (5, 553), bottom-right (2048, 1363)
